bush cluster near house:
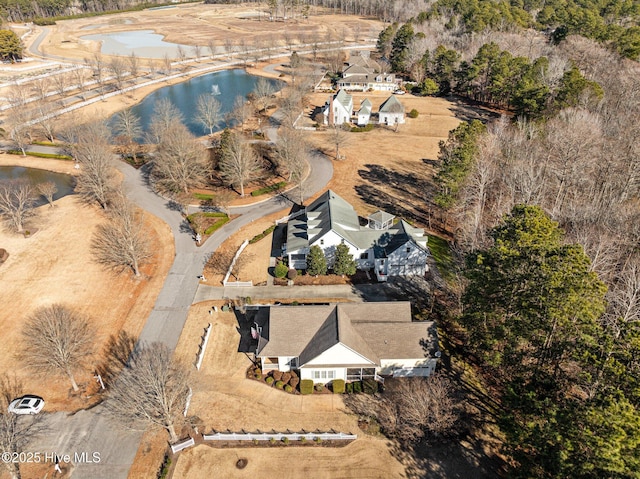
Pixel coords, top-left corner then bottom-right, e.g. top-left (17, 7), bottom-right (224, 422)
top-left (300, 379), bottom-right (314, 395)
top-left (249, 224), bottom-right (276, 244)
top-left (274, 261), bottom-right (288, 278)
top-left (408, 109), bottom-right (419, 118)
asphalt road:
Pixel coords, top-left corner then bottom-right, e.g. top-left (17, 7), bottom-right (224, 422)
top-left (24, 142), bottom-right (333, 479)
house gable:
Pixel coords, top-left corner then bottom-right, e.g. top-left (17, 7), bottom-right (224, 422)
top-left (301, 342), bottom-right (376, 367)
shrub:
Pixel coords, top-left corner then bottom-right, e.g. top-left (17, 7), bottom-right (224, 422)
top-left (281, 372), bottom-right (292, 384)
top-left (300, 436), bottom-right (307, 443)
top-left (253, 372), bottom-right (261, 379)
top-left (300, 379), bottom-right (314, 395)
top-left (314, 437), bottom-right (322, 443)
top-left (282, 437), bottom-right (290, 444)
top-left (284, 385), bottom-right (293, 393)
top-left (270, 437), bottom-right (276, 444)
top-left (203, 216), bottom-right (230, 235)
top-left (275, 380), bottom-right (285, 389)
top-left (345, 382), bottom-right (353, 394)
top-left (251, 182), bottom-right (287, 196)
top-left (352, 381), bottom-right (362, 393)
top-left (266, 376), bottom-right (274, 385)
top-left (314, 383), bottom-right (324, 392)
top-left (287, 268), bottom-right (297, 280)
top-left (290, 377), bottom-right (300, 389)
top-left (7, 150), bottom-right (72, 160)
top-left (363, 378), bottom-right (378, 394)
top-left (274, 262), bottom-right (288, 278)
top-left (408, 108), bottom-right (419, 118)
top-left (254, 368), bottom-right (262, 375)
top-left (252, 438), bottom-right (258, 445)
top-left (332, 379), bottom-right (345, 394)
top-left (249, 224), bottom-right (277, 244)
top-left (350, 123), bottom-right (375, 132)
top-left (273, 370), bottom-right (283, 381)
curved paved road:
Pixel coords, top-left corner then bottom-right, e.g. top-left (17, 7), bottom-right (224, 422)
top-left (28, 145), bottom-right (332, 479)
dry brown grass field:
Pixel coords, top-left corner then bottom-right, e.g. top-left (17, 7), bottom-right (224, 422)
top-left (0, 155), bottom-right (174, 412)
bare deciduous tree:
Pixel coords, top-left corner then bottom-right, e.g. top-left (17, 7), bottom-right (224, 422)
top-left (253, 77), bottom-right (275, 113)
top-left (35, 101), bottom-right (60, 143)
top-left (19, 304), bottom-right (95, 392)
top-left (105, 342), bottom-right (191, 443)
top-left (207, 38), bottom-right (217, 58)
top-left (36, 181), bottom-right (57, 207)
top-left (69, 122), bottom-right (117, 209)
top-left (152, 121), bottom-right (210, 194)
top-left (148, 98), bottom-right (183, 145)
top-left (0, 179), bottom-right (35, 231)
top-left (52, 71), bottom-right (68, 97)
top-left (328, 124), bottom-right (350, 160)
top-left (195, 94), bottom-right (222, 136)
top-left (230, 95), bottom-right (250, 130)
top-left (113, 108), bottom-right (143, 165)
top-left (219, 132), bottom-right (263, 197)
top-left (276, 127), bottom-right (308, 204)
top-left (0, 375), bottom-right (44, 479)
top-left (91, 195), bottom-right (152, 277)
top-left (108, 57), bottom-right (127, 91)
top-left (127, 52), bottom-right (139, 77)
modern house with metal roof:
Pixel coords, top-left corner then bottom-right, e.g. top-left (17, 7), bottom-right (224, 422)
top-left (255, 302), bottom-right (439, 383)
top-left (284, 190), bottom-right (429, 281)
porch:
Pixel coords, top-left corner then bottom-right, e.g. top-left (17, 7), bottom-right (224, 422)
top-left (346, 367), bottom-right (385, 384)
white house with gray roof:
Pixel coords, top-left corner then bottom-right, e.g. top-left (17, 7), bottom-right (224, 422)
top-left (322, 89), bottom-right (353, 126)
top-left (284, 190), bottom-right (429, 281)
top-left (356, 99), bottom-right (372, 126)
top-left (378, 94), bottom-right (405, 126)
top-left (255, 302), bottom-right (439, 383)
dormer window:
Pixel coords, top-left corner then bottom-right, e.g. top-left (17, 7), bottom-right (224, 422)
top-left (320, 239), bottom-right (324, 245)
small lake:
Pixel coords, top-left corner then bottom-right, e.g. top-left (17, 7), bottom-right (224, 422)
top-left (113, 69), bottom-right (283, 137)
top-left (81, 30), bottom-right (196, 58)
top-left (0, 166), bottom-right (74, 204)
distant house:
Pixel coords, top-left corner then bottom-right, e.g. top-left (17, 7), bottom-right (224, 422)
top-left (336, 51), bottom-right (397, 92)
top-left (255, 302), bottom-right (439, 383)
top-left (378, 95), bottom-right (405, 126)
top-left (284, 190), bottom-right (429, 281)
top-left (356, 99), bottom-right (372, 126)
top-left (322, 89), bottom-right (353, 126)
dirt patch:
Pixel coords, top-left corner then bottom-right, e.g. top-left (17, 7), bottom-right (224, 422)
top-left (0, 157), bottom-right (173, 412)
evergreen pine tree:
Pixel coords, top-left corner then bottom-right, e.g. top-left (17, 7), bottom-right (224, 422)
top-left (333, 243), bottom-right (356, 277)
top-left (306, 245), bottom-right (327, 276)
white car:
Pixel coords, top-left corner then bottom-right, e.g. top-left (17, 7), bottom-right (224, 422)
top-left (8, 395), bottom-right (45, 415)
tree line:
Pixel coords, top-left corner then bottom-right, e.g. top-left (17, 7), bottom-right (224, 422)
top-left (427, 23), bottom-right (640, 476)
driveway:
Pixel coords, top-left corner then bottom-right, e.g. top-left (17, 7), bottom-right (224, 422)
top-left (25, 141), bottom-right (333, 479)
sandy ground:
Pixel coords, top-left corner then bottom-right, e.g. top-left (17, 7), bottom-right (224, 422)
top-left (0, 155), bottom-right (174, 410)
top-left (165, 301), bottom-right (407, 478)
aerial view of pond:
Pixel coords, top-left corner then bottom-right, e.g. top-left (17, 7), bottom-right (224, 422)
top-left (0, 166), bottom-right (74, 204)
top-left (81, 30), bottom-right (196, 58)
top-left (113, 69), bottom-right (283, 137)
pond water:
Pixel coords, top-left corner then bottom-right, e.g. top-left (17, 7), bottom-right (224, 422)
top-left (81, 30), bottom-right (196, 58)
top-left (0, 166), bottom-right (74, 204)
top-left (113, 69), bottom-right (283, 137)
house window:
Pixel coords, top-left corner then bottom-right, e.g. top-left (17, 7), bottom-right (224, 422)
top-left (406, 247), bottom-right (411, 253)
top-left (360, 252), bottom-right (368, 259)
top-left (320, 239), bottom-right (324, 245)
top-left (313, 370), bottom-right (335, 380)
top-left (341, 238), bottom-right (345, 244)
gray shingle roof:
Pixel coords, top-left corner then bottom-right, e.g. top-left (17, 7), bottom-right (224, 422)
top-left (368, 210), bottom-right (395, 224)
top-left (257, 302), bottom-right (437, 365)
top-left (334, 89), bottom-right (353, 110)
top-left (358, 99), bottom-right (372, 115)
top-left (379, 95), bottom-right (405, 114)
top-left (383, 220), bottom-right (429, 255)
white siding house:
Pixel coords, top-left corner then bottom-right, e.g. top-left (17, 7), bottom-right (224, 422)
top-left (285, 190), bottom-right (429, 281)
top-left (356, 99), bottom-right (372, 126)
top-left (255, 303), bottom-right (439, 384)
top-left (322, 89), bottom-right (353, 126)
top-left (378, 95), bottom-right (405, 126)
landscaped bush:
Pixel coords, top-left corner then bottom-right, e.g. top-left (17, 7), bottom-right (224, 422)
top-left (7, 150), bottom-right (72, 160)
top-left (332, 379), bottom-right (345, 394)
top-left (249, 224), bottom-right (276, 244)
top-left (273, 370), bottom-right (283, 381)
top-left (254, 368), bottom-right (262, 375)
top-left (314, 383), bottom-right (324, 392)
top-left (314, 437), bottom-right (323, 443)
top-left (300, 379), bottom-right (314, 395)
top-left (269, 437), bottom-right (276, 444)
top-left (350, 123), bottom-right (375, 132)
top-left (275, 380), bottom-right (284, 389)
top-left (300, 436), bottom-right (307, 443)
top-left (352, 381), bottom-right (362, 393)
top-left (289, 377), bottom-right (300, 389)
top-left (266, 376), bottom-right (274, 385)
top-left (345, 382), bottom-right (353, 394)
top-left (284, 385), bottom-right (293, 393)
top-left (204, 217), bottom-right (230, 235)
top-left (363, 378), bottom-right (378, 394)
top-left (287, 269), bottom-right (297, 280)
top-left (282, 437), bottom-right (290, 444)
top-left (274, 262), bottom-right (288, 279)
top-left (408, 109), bottom-right (419, 118)
top-left (251, 182), bottom-right (287, 197)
